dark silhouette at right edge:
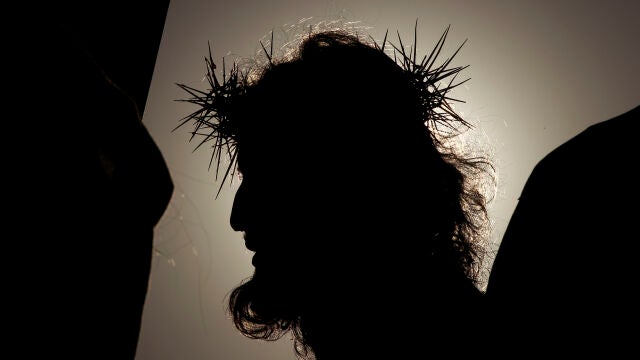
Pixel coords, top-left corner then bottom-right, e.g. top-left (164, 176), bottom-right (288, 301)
top-left (486, 104), bottom-right (639, 355)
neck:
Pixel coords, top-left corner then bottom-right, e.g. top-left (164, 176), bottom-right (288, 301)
top-left (301, 280), bottom-right (485, 359)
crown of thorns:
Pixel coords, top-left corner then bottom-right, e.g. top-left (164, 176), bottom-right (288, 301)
top-left (175, 24), bottom-right (470, 197)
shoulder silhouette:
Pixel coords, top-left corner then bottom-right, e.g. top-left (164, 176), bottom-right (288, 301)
top-left (486, 104), bottom-right (639, 356)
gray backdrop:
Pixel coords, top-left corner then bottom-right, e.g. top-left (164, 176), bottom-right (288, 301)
top-left (136, 1), bottom-right (640, 359)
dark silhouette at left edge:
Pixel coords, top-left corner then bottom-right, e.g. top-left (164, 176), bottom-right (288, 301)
top-left (10, 2), bottom-right (173, 358)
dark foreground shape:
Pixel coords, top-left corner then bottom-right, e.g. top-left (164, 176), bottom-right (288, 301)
top-left (9, 2), bottom-right (173, 358)
top-left (486, 105), bottom-right (639, 356)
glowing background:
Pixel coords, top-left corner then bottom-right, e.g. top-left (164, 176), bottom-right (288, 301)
top-left (136, 1), bottom-right (639, 359)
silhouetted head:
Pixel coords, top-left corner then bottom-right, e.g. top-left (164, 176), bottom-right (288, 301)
top-left (179, 27), bottom-right (493, 359)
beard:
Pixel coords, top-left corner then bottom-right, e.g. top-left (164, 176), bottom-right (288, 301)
top-left (228, 257), bottom-right (309, 339)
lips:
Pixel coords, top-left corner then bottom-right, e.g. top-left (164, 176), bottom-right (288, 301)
top-left (243, 233), bottom-right (260, 252)
top-left (243, 232), bottom-right (291, 268)
top-left (243, 232), bottom-right (262, 267)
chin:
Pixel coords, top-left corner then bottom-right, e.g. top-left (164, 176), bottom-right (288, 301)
top-left (232, 266), bottom-right (304, 321)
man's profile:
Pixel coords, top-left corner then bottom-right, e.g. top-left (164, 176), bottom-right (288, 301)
top-left (177, 25), bottom-right (494, 359)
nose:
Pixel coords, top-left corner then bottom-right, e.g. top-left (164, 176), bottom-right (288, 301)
top-left (230, 180), bottom-right (247, 232)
